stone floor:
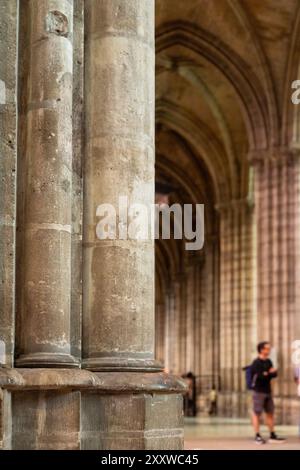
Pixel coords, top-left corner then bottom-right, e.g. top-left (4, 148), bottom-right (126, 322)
top-left (184, 417), bottom-right (300, 450)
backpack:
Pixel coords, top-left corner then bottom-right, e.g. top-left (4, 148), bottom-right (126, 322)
top-left (243, 365), bottom-right (256, 390)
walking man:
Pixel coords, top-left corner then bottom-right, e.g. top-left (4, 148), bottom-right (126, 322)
top-left (251, 341), bottom-right (285, 444)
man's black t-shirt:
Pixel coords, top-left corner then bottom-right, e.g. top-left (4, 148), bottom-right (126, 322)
top-left (250, 358), bottom-right (277, 394)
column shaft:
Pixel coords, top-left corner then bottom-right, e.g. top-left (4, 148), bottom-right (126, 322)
top-left (0, 0), bottom-right (18, 366)
top-left (16, 0), bottom-right (77, 367)
top-left (186, 265), bottom-right (195, 372)
top-left (218, 200), bottom-right (255, 415)
top-left (253, 151), bottom-right (300, 420)
top-left (164, 289), bottom-right (172, 372)
top-left (83, 0), bottom-right (159, 371)
top-left (155, 301), bottom-right (165, 364)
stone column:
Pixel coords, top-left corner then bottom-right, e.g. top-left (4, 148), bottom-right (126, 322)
top-left (0, 0), bottom-right (18, 367)
top-left (163, 288), bottom-right (173, 372)
top-left (83, 0), bottom-right (159, 371)
top-left (218, 199), bottom-right (255, 416)
top-left (193, 260), bottom-right (202, 379)
top-left (155, 301), bottom-right (165, 365)
top-left (16, 0), bottom-right (78, 367)
top-left (186, 263), bottom-right (195, 373)
top-left (205, 238), bottom-right (217, 381)
top-left (164, 275), bottom-right (183, 375)
top-left (166, 284), bottom-right (178, 374)
top-left (81, 1), bottom-right (185, 449)
top-left (175, 275), bottom-right (185, 374)
top-left (70, 0), bottom-right (85, 363)
top-left (198, 238), bottom-right (215, 401)
top-left (211, 236), bottom-right (220, 388)
top-left (252, 149), bottom-right (300, 422)
top-left (219, 204), bottom-right (233, 400)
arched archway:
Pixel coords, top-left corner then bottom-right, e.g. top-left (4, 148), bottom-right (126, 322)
top-left (154, 0), bottom-right (300, 424)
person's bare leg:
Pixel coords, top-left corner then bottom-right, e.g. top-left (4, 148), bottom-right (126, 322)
top-left (265, 413), bottom-right (274, 433)
top-left (252, 412), bottom-right (261, 434)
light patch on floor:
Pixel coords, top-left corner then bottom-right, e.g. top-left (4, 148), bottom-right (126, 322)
top-left (184, 417), bottom-right (300, 450)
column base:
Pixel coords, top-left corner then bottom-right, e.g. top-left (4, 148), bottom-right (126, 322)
top-left (82, 356), bottom-right (163, 372)
top-left (0, 368), bottom-right (186, 450)
top-left (15, 352), bottom-right (80, 368)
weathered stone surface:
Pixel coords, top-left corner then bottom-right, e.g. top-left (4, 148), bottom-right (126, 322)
top-left (16, 0), bottom-right (78, 367)
top-left (0, 368), bottom-right (186, 392)
top-left (0, 369), bottom-right (185, 449)
top-left (12, 391), bottom-right (81, 450)
top-left (0, 0), bottom-right (186, 451)
top-left (3, 0), bottom-right (300, 450)
top-left (82, 0), bottom-right (157, 371)
top-left (71, 0), bottom-right (84, 362)
top-left (81, 392), bottom-right (184, 450)
top-left (0, 0), bottom-right (18, 367)
top-left (0, 389), bottom-right (12, 449)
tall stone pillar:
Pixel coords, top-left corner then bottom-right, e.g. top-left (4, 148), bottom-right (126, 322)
top-left (0, 0), bottom-right (18, 367)
top-left (175, 275), bottom-right (185, 374)
top-left (201, 238), bottom-right (218, 388)
top-left (155, 301), bottom-right (165, 365)
top-left (193, 260), bottom-right (202, 379)
top-left (16, 0), bottom-right (78, 367)
top-left (163, 288), bottom-right (173, 372)
top-left (186, 263), bottom-right (195, 373)
top-left (218, 199), bottom-right (255, 416)
top-left (83, 0), bottom-right (158, 371)
top-left (164, 284), bottom-right (178, 374)
top-left (0, 0), bottom-right (185, 450)
top-left (252, 149), bottom-right (300, 423)
top-left (166, 274), bottom-right (184, 376)
top-left (81, 0), bottom-right (185, 449)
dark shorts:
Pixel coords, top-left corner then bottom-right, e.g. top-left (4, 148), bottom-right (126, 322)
top-left (253, 392), bottom-right (274, 415)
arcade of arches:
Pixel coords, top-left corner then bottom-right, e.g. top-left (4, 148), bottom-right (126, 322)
top-left (154, 0), bottom-right (300, 423)
top-left (0, 0), bottom-right (300, 451)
